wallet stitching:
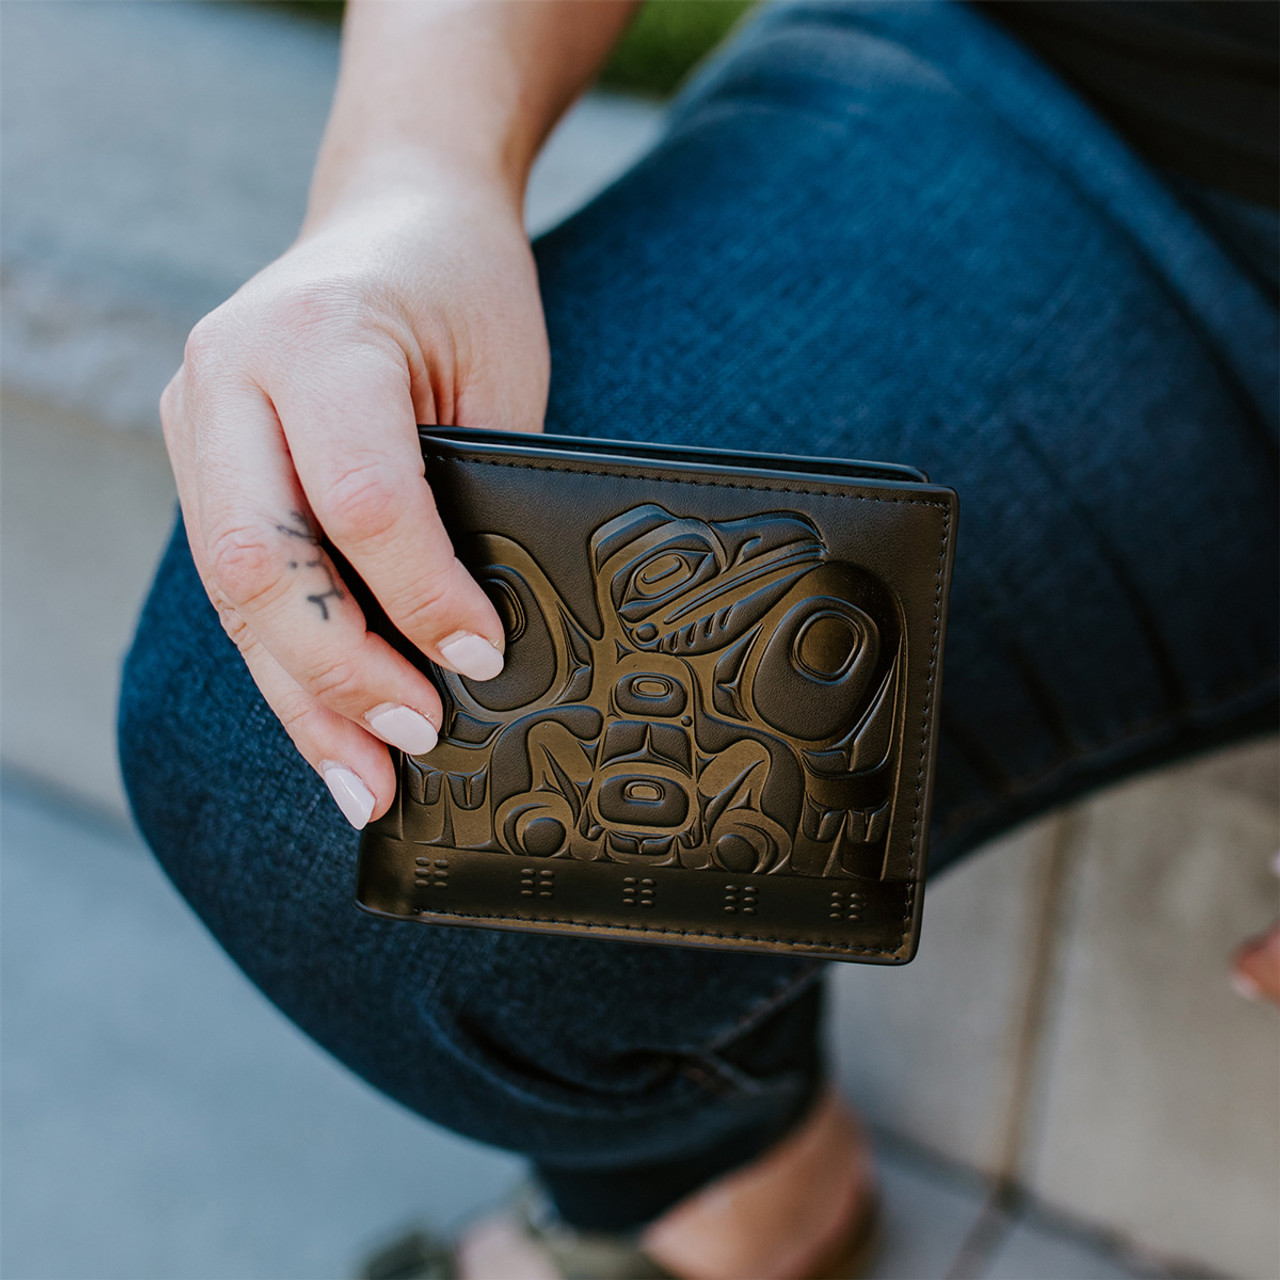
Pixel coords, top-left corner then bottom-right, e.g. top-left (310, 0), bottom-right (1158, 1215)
top-left (418, 450), bottom-right (953, 955)
top-left (900, 500), bottom-right (951, 942)
top-left (413, 907), bottom-right (898, 953)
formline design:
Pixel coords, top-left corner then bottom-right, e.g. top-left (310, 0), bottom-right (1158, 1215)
top-left (392, 503), bottom-right (907, 882)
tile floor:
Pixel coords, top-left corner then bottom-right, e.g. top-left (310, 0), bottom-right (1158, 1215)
top-left (1, 779), bottom-right (1166, 1280)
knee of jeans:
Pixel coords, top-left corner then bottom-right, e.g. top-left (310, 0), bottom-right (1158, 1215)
top-left (670, 0), bottom-right (969, 138)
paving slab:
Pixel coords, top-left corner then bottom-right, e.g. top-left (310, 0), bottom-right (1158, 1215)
top-left (982, 1211), bottom-right (1173, 1280)
top-left (865, 1143), bottom-right (990, 1280)
top-left (829, 817), bottom-right (1061, 1172)
top-left (1023, 739), bottom-right (1280, 1279)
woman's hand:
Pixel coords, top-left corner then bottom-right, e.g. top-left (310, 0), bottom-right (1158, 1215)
top-left (160, 0), bottom-right (638, 826)
top-left (160, 171), bottom-right (549, 827)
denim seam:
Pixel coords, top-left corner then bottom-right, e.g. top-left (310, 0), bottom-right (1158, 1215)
top-left (417, 1001), bottom-right (713, 1122)
top-left (679, 962), bottom-right (825, 1101)
top-left (684, 1055), bottom-right (813, 1103)
top-left (423, 451), bottom-right (953, 955)
top-left (701, 958), bottom-right (826, 1055)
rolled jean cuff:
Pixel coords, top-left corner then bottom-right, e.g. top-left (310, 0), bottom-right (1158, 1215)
top-left (534, 980), bottom-right (826, 1231)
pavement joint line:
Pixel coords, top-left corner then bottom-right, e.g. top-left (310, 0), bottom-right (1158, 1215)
top-left (944, 809), bottom-right (1083, 1279)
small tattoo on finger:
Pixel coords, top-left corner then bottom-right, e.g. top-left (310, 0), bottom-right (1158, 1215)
top-left (306, 561), bottom-right (344, 621)
top-left (276, 510), bottom-right (319, 544)
top-left (276, 511), bottom-right (344, 621)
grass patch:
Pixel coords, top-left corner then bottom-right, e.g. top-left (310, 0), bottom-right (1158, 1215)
top-left (259, 0), bottom-right (756, 98)
top-left (601, 0), bottom-right (757, 97)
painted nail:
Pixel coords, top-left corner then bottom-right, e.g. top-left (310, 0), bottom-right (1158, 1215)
top-left (366, 704), bottom-right (438, 755)
top-left (321, 762), bottom-right (375, 830)
top-left (439, 631), bottom-right (504, 681)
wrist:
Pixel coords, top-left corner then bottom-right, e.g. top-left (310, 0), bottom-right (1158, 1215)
top-left (302, 142), bottom-right (524, 239)
top-left (301, 0), bottom-right (637, 239)
top-left (303, 2), bottom-right (546, 236)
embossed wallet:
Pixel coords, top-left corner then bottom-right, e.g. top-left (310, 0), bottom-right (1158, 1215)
top-left (355, 428), bottom-right (957, 963)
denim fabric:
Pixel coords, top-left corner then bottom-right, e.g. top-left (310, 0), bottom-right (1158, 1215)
top-left (117, 0), bottom-right (1278, 1231)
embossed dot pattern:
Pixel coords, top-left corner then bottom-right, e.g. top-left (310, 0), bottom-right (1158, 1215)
top-left (828, 887), bottom-right (866, 922)
top-left (722, 883), bottom-right (759, 915)
top-left (413, 856), bottom-right (450, 892)
top-left (621, 875), bottom-right (657, 909)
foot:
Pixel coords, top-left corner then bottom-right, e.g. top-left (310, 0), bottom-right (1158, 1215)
top-left (455, 1215), bottom-right (562, 1280)
top-left (454, 1089), bottom-right (876, 1280)
top-left (1233, 920), bottom-right (1280, 1005)
top-left (1230, 852), bottom-right (1280, 1007)
top-left (641, 1089), bottom-right (875, 1280)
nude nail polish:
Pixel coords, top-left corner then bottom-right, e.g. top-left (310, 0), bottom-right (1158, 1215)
top-left (366, 704), bottom-right (438, 755)
top-left (438, 632), bottom-right (504, 681)
top-left (321, 762), bottom-right (375, 830)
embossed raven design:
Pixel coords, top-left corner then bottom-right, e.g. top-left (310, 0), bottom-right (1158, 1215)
top-left (394, 504), bottom-right (904, 878)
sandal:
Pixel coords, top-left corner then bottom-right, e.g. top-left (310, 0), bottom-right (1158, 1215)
top-left (355, 1181), bottom-right (882, 1280)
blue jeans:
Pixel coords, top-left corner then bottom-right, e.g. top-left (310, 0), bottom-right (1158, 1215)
top-left (118, 0), bottom-right (1278, 1232)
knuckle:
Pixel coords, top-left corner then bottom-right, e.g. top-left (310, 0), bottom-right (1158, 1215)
top-left (393, 559), bottom-right (463, 637)
top-left (320, 458), bottom-right (404, 544)
top-left (303, 657), bottom-right (367, 707)
top-left (275, 693), bottom-right (322, 743)
top-left (206, 521), bottom-right (281, 609)
top-left (181, 317), bottom-right (227, 381)
top-left (215, 603), bottom-right (254, 652)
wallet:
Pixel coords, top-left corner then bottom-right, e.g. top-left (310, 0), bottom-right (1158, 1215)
top-left (355, 428), bottom-right (957, 963)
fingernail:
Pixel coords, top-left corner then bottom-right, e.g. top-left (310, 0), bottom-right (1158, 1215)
top-left (321, 762), bottom-right (375, 830)
top-left (1231, 968), bottom-right (1265, 1003)
top-left (438, 631), bottom-right (504, 681)
top-left (366, 704), bottom-right (438, 755)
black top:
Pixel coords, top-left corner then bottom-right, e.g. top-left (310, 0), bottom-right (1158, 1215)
top-left (975, 1), bottom-right (1279, 208)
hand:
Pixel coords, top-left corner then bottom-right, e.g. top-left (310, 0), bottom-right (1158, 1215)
top-left (160, 173), bottom-right (549, 827)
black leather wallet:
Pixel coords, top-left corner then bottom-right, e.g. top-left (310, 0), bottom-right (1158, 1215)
top-left (355, 429), bottom-right (956, 963)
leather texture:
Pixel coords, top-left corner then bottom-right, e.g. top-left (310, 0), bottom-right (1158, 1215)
top-left (355, 429), bottom-right (957, 963)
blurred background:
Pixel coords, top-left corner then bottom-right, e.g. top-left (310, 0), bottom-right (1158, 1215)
top-left (2, 3), bottom-right (1277, 1278)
